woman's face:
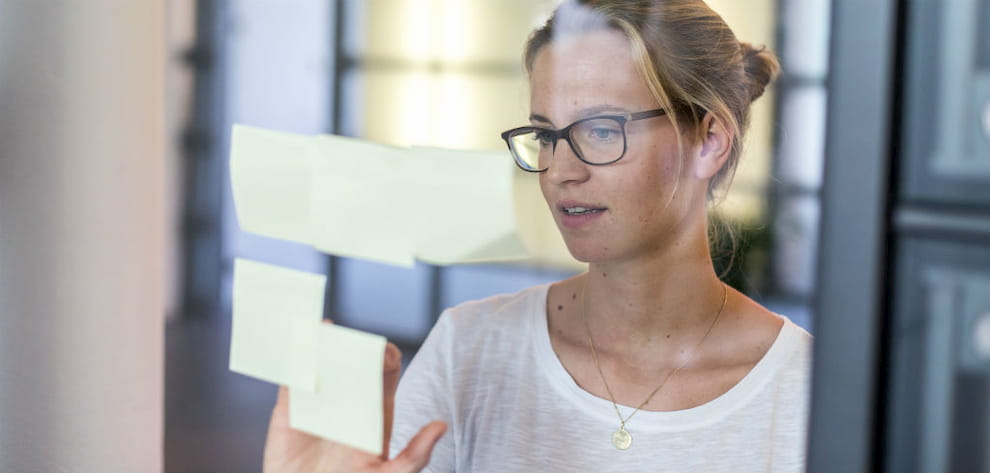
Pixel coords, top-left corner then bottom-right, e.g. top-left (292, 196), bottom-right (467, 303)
top-left (530, 29), bottom-right (705, 264)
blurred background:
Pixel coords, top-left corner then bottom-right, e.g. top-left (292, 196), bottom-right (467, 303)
top-left (1, 0), bottom-right (988, 471)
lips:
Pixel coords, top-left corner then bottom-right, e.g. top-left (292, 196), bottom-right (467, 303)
top-left (557, 200), bottom-right (608, 228)
top-left (562, 206), bottom-right (605, 215)
top-left (558, 200), bottom-right (607, 214)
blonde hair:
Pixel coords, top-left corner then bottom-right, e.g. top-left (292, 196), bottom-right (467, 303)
top-left (524, 0), bottom-right (780, 201)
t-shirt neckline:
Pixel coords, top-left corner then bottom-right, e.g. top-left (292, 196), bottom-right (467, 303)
top-left (528, 282), bottom-right (802, 432)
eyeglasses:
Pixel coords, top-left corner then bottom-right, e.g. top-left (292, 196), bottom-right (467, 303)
top-left (500, 108), bottom-right (666, 172)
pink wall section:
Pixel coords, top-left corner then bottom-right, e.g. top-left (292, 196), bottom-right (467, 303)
top-left (0, 2), bottom-right (165, 471)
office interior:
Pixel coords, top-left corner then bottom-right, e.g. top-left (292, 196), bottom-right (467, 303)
top-left (0, 0), bottom-right (987, 471)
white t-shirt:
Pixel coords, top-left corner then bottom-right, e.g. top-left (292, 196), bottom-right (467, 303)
top-left (391, 283), bottom-right (812, 473)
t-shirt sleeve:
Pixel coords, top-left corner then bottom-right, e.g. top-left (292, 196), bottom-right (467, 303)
top-left (389, 310), bottom-right (457, 473)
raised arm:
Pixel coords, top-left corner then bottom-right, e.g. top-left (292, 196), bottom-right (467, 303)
top-left (262, 343), bottom-right (448, 473)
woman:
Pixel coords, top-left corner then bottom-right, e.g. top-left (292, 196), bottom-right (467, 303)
top-left (264, 0), bottom-right (811, 471)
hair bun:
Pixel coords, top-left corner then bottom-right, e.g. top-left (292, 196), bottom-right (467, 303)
top-left (739, 42), bottom-right (781, 102)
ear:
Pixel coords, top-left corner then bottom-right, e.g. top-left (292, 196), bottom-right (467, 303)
top-left (692, 113), bottom-right (732, 180)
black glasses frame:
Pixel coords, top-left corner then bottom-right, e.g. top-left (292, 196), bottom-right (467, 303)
top-left (500, 108), bottom-right (667, 172)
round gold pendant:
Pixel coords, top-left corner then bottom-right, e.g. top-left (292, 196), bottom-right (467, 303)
top-left (612, 427), bottom-right (632, 450)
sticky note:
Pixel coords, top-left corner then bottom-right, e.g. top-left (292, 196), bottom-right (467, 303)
top-left (229, 259), bottom-right (326, 391)
top-left (289, 324), bottom-right (387, 455)
top-left (229, 257), bottom-right (388, 454)
top-left (228, 125), bottom-right (534, 266)
top-left (407, 146), bottom-right (530, 265)
top-left (230, 125), bottom-right (313, 244)
top-left (512, 171), bottom-right (575, 268)
top-left (310, 135), bottom-right (416, 267)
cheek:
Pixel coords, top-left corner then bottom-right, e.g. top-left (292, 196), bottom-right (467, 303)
top-left (657, 142), bottom-right (683, 176)
top-left (629, 151), bottom-right (680, 225)
top-left (616, 171), bottom-right (662, 226)
top-left (537, 174), bottom-right (552, 203)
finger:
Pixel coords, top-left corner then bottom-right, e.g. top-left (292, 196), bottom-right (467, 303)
top-left (269, 385), bottom-right (291, 429)
top-left (386, 421), bottom-right (448, 473)
top-left (384, 342), bottom-right (402, 387)
top-left (381, 342), bottom-right (402, 459)
top-left (263, 386), bottom-right (297, 472)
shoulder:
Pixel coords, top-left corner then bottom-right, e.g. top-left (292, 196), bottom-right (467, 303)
top-left (436, 283), bottom-right (550, 337)
top-left (397, 283), bottom-right (551, 407)
top-left (755, 315), bottom-right (813, 413)
top-left (718, 292), bottom-right (813, 403)
top-left (412, 283), bottom-right (550, 370)
top-left (765, 317), bottom-right (813, 449)
top-left (717, 288), bottom-right (811, 372)
top-left (778, 316), bottom-right (813, 381)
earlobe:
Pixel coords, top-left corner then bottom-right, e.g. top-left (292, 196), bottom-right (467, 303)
top-left (694, 115), bottom-right (732, 180)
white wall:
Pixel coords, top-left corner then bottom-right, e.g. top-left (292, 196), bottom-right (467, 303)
top-left (0, 2), bottom-right (165, 471)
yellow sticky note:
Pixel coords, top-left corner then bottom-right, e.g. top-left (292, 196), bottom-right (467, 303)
top-left (289, 324), bottom-right (386, 455)
top-left (310, 134), bottom-right (416, 267)
top-left (230, 125), bottom-right (313, 244)
top-left (229, 125), bottom-right (537, 266)
top-left (512, 171), bottom-right (576, 268)
top-left (229, 259), bottom-right (325, 392)
top-left (407, 147), bottom-right (530, 265)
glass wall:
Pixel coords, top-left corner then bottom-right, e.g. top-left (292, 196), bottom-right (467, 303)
top-left (167, 1), bottom-right (832, 470)
top-left (327, 0), bottom-right (820, 345)
top-left (332, 0), bottom-right (574, 345)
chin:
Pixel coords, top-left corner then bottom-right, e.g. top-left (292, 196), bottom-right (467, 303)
top-left (562, 239), bottom-right (615, 264)
top-left (563, 235), bottom-right (666, 265)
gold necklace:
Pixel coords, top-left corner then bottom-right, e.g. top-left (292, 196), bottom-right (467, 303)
top-left (582, 280), bottom-right (727, 450)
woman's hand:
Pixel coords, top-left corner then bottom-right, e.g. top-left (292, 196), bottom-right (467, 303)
top-left (263, 342), bottom-right (448, 473)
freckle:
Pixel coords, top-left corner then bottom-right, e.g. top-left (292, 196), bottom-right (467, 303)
top-left (572, 293), bottom-right (577, 300)
top-left (557, 305), bottom-right (563, 311)
top-left (602, 272), bottom-right (607, 278)
top-left (666, 334), bottom-right (671, 339)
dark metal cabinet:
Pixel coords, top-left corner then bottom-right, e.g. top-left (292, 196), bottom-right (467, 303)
top-left (810, 0), bottom-right (990, 471)
top-left (899, 0), bottom-right (990, 207)
top-left (887, 1), bottom-right (990, 470)
top-left (886, 240), bottom-right (990, 472)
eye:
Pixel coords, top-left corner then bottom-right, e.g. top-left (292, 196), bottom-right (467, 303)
top-left (587, 125), bottom-right (620, 142)
top-left (535, 130), bottom-right (556, 146)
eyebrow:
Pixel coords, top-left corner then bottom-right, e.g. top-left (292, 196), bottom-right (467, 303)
top-left (529, 113), bottom-right (554, 126)
top-left (529, 105), bottom-right (630, 127)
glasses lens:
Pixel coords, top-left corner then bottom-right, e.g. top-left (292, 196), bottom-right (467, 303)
top-left (508, 130), bottom-right (549, 171)
top-left (570, 117), bottom-right (625, 164)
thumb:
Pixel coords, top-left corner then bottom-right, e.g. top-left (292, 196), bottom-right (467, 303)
top-left (385, 421), bottom-right (448, 473)
top-left (381, 342), bottom-right (402, 458)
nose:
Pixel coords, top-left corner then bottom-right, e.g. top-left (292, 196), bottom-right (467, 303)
top-left (543, 137), bottom-right (590, 184)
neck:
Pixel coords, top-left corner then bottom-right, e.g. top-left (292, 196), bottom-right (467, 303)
top-left (581, 225), bottom-right (725, 355)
